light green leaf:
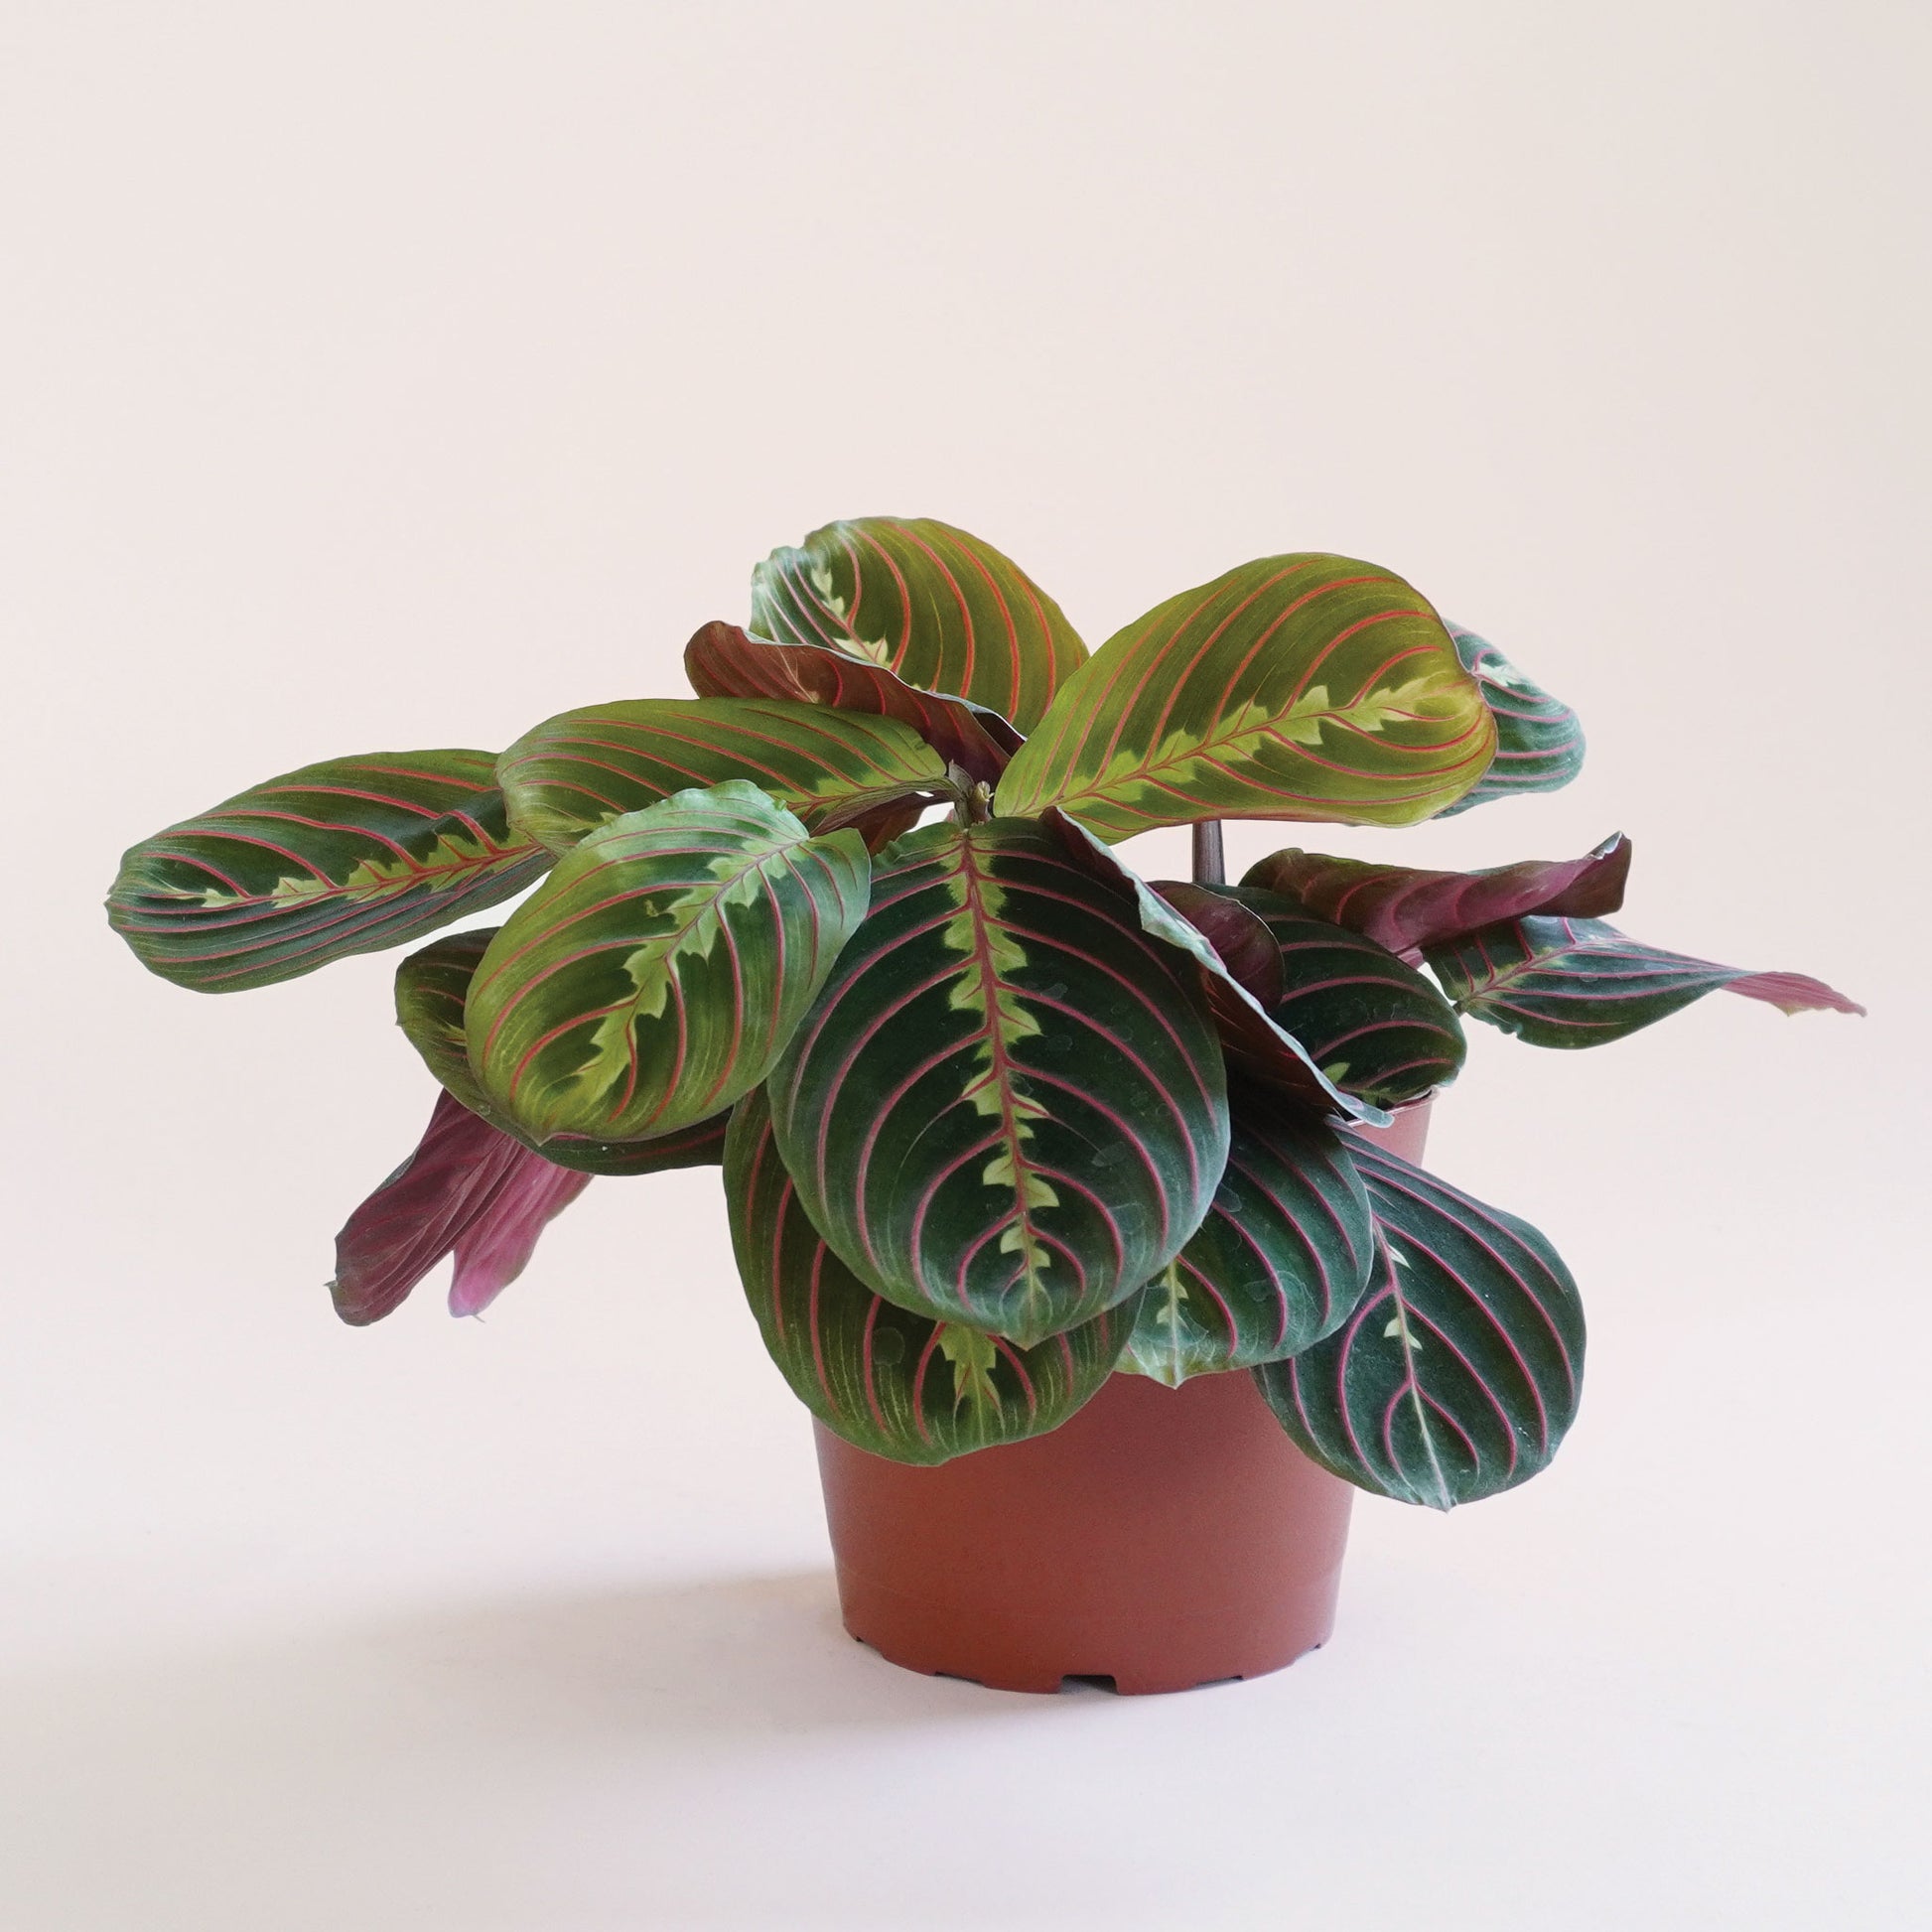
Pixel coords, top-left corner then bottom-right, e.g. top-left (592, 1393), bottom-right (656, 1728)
top-left (995, 554), bottom-right (1495, 837)
top-left (750, 516), bottom-right (1087, 734)
top-left (467, 781), bottom-right (870, 1143)
top-left (498, 695), bottom-right (954, 855)
top-left (395, 928), bottom-right (729, 1175)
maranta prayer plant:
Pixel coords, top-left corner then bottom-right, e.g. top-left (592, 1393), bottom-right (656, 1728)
top-left (108, 520), bottom-right (1863, 1507)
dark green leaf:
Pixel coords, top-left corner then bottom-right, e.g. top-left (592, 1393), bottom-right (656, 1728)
top-left (1122, 1109), bottom-right (1376, 1385)
top-left (1044, 811), bottom-right (1387, 1128)
top-left (767, 816), bottom-right (1228, 1347)
top-left (1207, 886), bottom-right (1466, 1107)
top-left (468, 781), bottom-right (870, 1144)
top-left (750, 516), bottom-right (1086, 735)
top-left (1436, 624), bottom-right (1587, 814)
top-left (107, 751), bottom-right (550, 993)
top-left (728, 1087), bottom-right (1139, 1463)
top-left (1428, 916), bottom-right (1864, 1048)
top-left (1257, 1140), bottom-right (1586, 1508)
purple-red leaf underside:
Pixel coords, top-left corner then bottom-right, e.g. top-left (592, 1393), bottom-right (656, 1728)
top-left (1243, 833), bottom-right (1631, 958)
top-left (683, 621), bottom-right (1023, 786)
top-left (330, 1091), bottom-right (591, 1324)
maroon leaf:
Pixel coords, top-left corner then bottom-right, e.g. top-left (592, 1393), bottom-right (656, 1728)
top-left (683, 621), bottom-right (1023, 786)
top-left (1152, 881), bottom-right (1285, 1006)
top-left (1243, 834), bottom-right (1631, 958)
top-left (330, 1092), bottom-right (591, 1325)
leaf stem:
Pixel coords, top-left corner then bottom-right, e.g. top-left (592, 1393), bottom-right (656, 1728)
top-left (1191, 819), bottom-right (1225, 886)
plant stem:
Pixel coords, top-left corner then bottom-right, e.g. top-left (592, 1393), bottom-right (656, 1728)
top-left (1191, 819), bottom-right (1225, 886)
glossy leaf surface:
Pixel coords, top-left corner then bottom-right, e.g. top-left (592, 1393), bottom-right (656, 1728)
top-left (395, 929), bottom-right (728, 1175)
top-left (683, 621), bottom-right (1022, 785)
top-left (497, 696), bottom-right (952, 855)
top-left (1209, 887), bottom-right (1466, 1107)
top-left (330, 1091), bottom-right (591, 1324)
top-left (1428, 916), bottom-right (1864, 1048)
top-left (1438, 624), bottom-right (1587, 814)
top-left (469, 782), bottom-right (870, 1144)
top-left (728, 1088), bottom-right (1138, 1463)
top-left (1243, 833), bottom-right (1630, 957)
top-left (1044, 812), bottom-right (1384, 1127)
top-left (1257, 1140), bottom-right (1585, 1508)
top-left (749, 516), bottom-right (1086, 734)
top-left (107, 751), bottom-right (550, 993)
top-left (768, 817), bottom-right (1228, 1346)
top-left (994, 554), bottom-right (1495, 837)
top-left (1123, 1110), bottom-right (1376, 1385)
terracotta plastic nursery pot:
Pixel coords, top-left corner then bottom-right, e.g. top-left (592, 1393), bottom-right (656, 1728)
top-left (814, 1101), bottom-right (1434, 1695)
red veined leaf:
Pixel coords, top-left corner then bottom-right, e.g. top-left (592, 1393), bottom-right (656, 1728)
top-left (107, 750), bottom-right (551, 993)
top-left (1122, 1108), bottom-right (1376, 1386)
top-left (749, 516), bottom-right (1087, 734)
top-left (1256, 1139), bottom-right (1586, 1508)
top-left (1043, 811), bottom-right (1387, 1128)
top-left (1204, 885), bottom-right (1467, 1108)
top-left (727, 1087), bottom-right (1140, 1463)
top-left (468, 782), bottom-right (871, 1144)
top-left (994, 554), bottom-right (1496, 837)
top-left (1242, 833), bottom-right (1631, 958)
top-left (330, 1091), bottom-right (591, 1324)
top-left (766, 816), bottom-right (1228, 1347)
top-left (1437, 623), bottom-right (1587, 814)
top-left (1427, 915), bottom-right (1864, 1048)
top-left (683, 621), bottom-right (1023, 786)
top-left (497, 695), bottom-right (955, 855)
top-left (395, 929), bottom-right (729, 1176)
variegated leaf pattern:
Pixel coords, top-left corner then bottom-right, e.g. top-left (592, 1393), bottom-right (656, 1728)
top-left (1122, 1109), bottom-right (1376, 1386)
top-left (468, 782), bottom-right (871, 1144)
top-left (395, 929), bottom-right (728, 1175)
top-left (1427, 916), bottom-right (1864, 1048)
top-left (1207, 886), bottom-right (1466, 1107)
top-left (1257, 1140), bottom-right (1585, 1508)
top-left (1243, 834), bottom-right (1630, 958)
top-left (683, 621), bottom-right (1023, 786)
top-left (727, 1087), bottom-right (1139, 1463)
top-left (767, 816), bottom-right (1229, 1347)
top-left (496, 695), bottom-right (954, 856)
top-left (749, 516), bottom-right (1086, 735)
top-left (107, 751), bottom-right (551, 993)
top-left (1437, 624), bottom-right (1587, 815)
top-left (994, 554), bottom-right (1496, 838)
top-left (1043, 811), bottom-right (1386, 1128)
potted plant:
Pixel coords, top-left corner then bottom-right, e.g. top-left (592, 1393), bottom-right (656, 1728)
top-left (107, 518), bottom-right (1861, 1695)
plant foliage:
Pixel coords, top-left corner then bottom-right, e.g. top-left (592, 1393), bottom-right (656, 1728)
top-left (109, 517), bottom-right (1861, 1509)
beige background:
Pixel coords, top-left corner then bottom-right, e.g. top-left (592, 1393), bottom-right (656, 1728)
top-left (4, 4), bottom-right (1927, 1928)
